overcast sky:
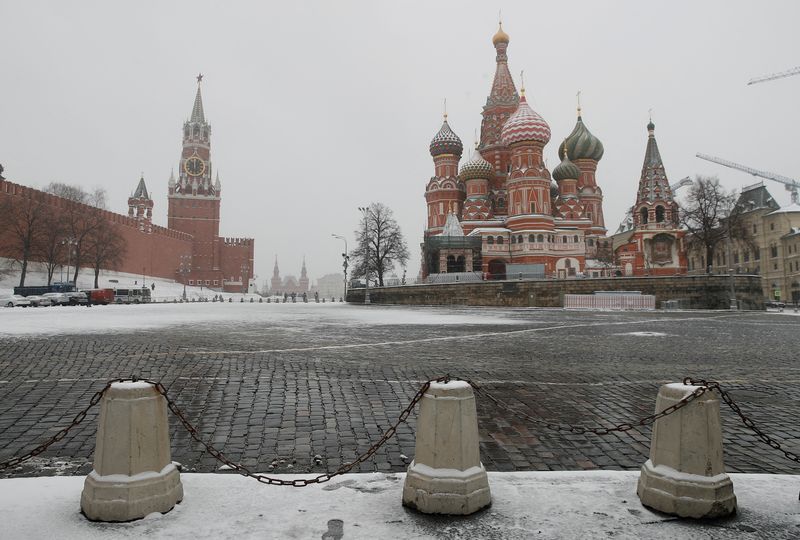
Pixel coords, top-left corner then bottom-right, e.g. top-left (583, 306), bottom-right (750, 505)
top-left (2, 1), bottom-right (798, 284)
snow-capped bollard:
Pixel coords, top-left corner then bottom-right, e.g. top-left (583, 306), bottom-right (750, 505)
top-left (81, 381), bottom-right (183, 522)
top-left (402, 380), bottom-right (491, 515)
top-left (637, 383), bottom-right (736, 518)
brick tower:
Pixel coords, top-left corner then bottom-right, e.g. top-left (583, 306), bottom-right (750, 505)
top-left (167, 75), bottom-right (254, 291)
top-left (128, 175), bottom-right (153, 233)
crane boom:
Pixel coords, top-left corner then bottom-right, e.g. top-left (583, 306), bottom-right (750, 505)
top-left (696, 153), bottom-right (799, 203)
top-left (747, 66), bottom-right (800, 85)
top-left (670, 176), bottom-right (693, 191)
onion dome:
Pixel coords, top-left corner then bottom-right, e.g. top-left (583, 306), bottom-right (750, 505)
top-left (500, 95), bottom-right (551, 146)
top-left (459, 146), bottom-right (493, 181)
top-left (552, 150), bottom-right (581, 181)
top-left (492, 22), bottom-right (509, 46)
top-left (558, 111), bottom-right (604, 161)
top-left (429, 116), bottom-right (463, 157)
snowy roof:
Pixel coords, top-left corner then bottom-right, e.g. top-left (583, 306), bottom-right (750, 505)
top-left (767, 202), bottom-right (800, 215)
top-left (440, 212), bottom-right (464, 236)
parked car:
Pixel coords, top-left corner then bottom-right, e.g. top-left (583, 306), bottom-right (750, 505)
top-left (26, 295), bottom-right (53, 307)
top-left (64, 291), bottom-right (89, 306)
top-left (765, 301), bottom-right (786, 309)
top-left (2, 295), bottom-right (31, 308)
top-left (42, 292), bottom-right (70, 306)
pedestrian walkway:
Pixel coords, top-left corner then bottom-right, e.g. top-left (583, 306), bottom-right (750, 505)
top-left (1, 471), bottom-right (797, 539)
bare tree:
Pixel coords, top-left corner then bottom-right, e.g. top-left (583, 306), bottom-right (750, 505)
top-left (85, 222), bottom-right (127, 288)
top-left (680, 176), bottom-right (750, 273)
top-left (350, 202), bottom-right (409, 287)
top-left (0, 192), bottom-right (47, 287)
top-left (43, 183), bottom-right (108, 284)
top-left (35, 213), bottom-right (67, 285)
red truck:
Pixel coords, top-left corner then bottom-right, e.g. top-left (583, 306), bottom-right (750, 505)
top-left (85, 289), bottom-right (115, 305)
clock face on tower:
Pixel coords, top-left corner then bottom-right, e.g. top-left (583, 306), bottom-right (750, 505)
top-left (184, 156), bottom-right (205, 177)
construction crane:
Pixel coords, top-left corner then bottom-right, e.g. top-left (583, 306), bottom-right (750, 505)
top-left (671, 176), bottom-right (693, 191)
top-left (696, 153), bottom-right (799, 204)
top-left (747, 66), bottom-right (800, 85)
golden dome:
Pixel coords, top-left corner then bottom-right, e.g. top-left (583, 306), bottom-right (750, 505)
top-left (492, 22), bottom-right (509, 46)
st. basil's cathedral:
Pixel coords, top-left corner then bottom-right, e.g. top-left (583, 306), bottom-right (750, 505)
top-left (421, 23), bottom-right (687, 280)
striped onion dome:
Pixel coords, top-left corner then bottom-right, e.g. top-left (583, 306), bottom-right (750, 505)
top-left (552, 152), bottom-right (581, 181)
top-left (558, 114), bottom-right (604, 161)
top-left (459, 147), bottom-right (493, 181)
top-left (500, 95), bottom-right (551, 146)
top-left (429, 117), bottom-right (463, 157)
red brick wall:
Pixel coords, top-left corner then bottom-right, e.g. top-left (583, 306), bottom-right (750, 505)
top-left (0, 179), bottom-right (193, 280)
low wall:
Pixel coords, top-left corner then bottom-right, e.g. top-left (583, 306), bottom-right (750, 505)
top-left (346, 275), bottom-right (764, 310)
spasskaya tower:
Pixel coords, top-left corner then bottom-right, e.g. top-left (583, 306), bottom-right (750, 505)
top-left (167, 74), bottom-right (254, 292)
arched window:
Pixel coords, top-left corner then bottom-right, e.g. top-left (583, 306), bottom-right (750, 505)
top-left (518, 235), bottom-right (523, 244)
top-left (487, 236), bottom-right (494, 245)
top-left (497, 236), bottom-right (504, 245)
top-left (529, 234), bottom-right (535, 242)
top-left (655, 205), bottom-right (665, 223)
top-left (573, 235), bottom-right (579, 243)
top-left (587, 239), bottom-right (594, 247)
top-left (537, 234), bottom-right (544, 242)
top-left (510, 235), bottom-right (516, 244)
top-left (640, 207), bottom-right (649, 224)
top-left (563, 236), bottom-right (568, 243)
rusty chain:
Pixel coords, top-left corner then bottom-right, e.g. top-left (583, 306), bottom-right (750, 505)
top-left (685, 378), bottom-right (800, 464)
top-left (0, 379), bottom-right (123, 472)
top-left (471, 380), bottom-right (711, 436)
top-left (142, 376), bottom-right (440, 487)
top-left (2, 374), bottom-right (798, 481)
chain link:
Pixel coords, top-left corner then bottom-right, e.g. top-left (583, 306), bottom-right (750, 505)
top-left (0, 379), bottom-right (123, 472)
top-left (2, 374), bottom-right (798, 483)
top-left (139, 376), bottom-right (443, 487)
top-left (685, 378), bottom-right (800, 463)
top-left (471, 380), bottom-right (710, 436)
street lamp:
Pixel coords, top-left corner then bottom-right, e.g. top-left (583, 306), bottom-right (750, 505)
top-left (179, 254), bottom-right (191, 300)
top-left (61, 238), bottom-right (76, 286)
top-left (357, 207), bottom-right (371, 305)
top-left (331, 233), bottom-right (349, 299)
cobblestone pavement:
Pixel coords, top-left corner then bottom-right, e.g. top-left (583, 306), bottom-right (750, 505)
top-left (0, 304), bottom-right (798, 479)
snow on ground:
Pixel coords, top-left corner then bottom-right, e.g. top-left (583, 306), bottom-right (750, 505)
top-left (0, 301), bottom-right (523, 337)
top-left (0, 471), bottom-right (797, 539)
top-left (614, 331), bottom-right (669, 337)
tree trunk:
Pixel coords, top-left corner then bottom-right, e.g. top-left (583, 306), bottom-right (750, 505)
top-left (94, 266), bottom-right (100, 288)
top-left (705, 244), bottom-right (714, 274)
top-left (18, 258), bottom-right (28, 287)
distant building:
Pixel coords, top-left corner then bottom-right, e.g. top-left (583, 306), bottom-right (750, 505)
top-left (315, 273), bottom-right (345, 298)
top-left (686, 182), bottom-right (800, 303)
top-left (269, 257), bottom-right (310, 295)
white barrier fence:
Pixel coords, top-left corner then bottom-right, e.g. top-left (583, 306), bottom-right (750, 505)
top-left (564, 294), bottom-right (656, 311)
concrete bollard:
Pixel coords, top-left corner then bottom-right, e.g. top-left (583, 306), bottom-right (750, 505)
top-left (81, 381), bottom-right (183, 522)
top-left (637, 383), bottom-right (736, 518)
top-left (402, 380), bottom-right (491, 515)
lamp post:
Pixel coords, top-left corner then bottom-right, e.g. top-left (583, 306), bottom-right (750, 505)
top-left (331, 233), bottom-right (349, 299)
top-left (179, 254), bottom-right (191, 300)
top-left (61, 238), bottom-right (76, 286)
top-left (357, 207), bottom-right (371, 305)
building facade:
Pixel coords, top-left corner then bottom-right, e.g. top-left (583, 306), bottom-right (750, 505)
top-left (686, 182), bottom-right (800, 303)
top-left (422, 23), bottom-right (610, 280)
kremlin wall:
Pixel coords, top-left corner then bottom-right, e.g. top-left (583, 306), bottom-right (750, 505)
top-left (0, 77), bottom-right (254, 292)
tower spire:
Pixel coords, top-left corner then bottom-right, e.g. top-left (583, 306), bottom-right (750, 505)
top-left (191, 74), bottom-right (205, 123)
